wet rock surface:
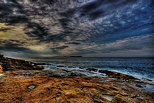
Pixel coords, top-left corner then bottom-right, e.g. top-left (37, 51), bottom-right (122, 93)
top-left (99, 70), bottom-right (137, 80)
top-left (35, 69), bottom-right (86, 77)
top-left (86, 68), bottom-right (98, 72)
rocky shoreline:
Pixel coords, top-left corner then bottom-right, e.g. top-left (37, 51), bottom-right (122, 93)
top-left (0, 57), bottom-right (154, 103)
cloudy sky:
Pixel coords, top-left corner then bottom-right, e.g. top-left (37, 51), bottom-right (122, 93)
top-left (0, 0), bottom-right (154, 58)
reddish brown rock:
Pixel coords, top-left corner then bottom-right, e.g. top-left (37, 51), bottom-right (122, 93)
top-left (0, 64), bottom-right (3, 73)
top-left (0, 70), bottom-right (153, 103)
top-left (0, 57), bottom-right (153, 103)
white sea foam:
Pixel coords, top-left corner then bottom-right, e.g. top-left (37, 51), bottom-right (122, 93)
top-left (34, 57), bottom-right (154, 84)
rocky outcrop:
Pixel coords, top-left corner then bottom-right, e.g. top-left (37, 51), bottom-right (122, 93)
top-left (0, 57), bottom-right (44, 70)
top-left (35, 69), bottom-right (86, 77)
top-left (86, 68), bottom-right (98, 72)
top-left (0, 57), bottom-right (153, 103)
top-left (0, 70), bottom-right (153, 103)
top-left (85, 68), bottom-right (138, 81)
top-left (99, 69), bottom-right (137, 80)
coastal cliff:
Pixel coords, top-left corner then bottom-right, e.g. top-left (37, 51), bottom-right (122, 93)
top-left (0, 57), bottom-right (154, 103)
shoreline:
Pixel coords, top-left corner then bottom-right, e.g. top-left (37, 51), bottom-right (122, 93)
top-left (33, 60), bottom-right (154, 84)
top-left (0, 57), bottom-right (154, 102)
top-left (0, 56), bottom-right (153, 84)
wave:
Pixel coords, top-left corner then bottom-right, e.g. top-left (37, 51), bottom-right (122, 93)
top-left (33, 57), bottom-right (154, 84)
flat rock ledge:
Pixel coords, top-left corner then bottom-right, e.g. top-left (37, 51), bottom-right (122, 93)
top-left (0, 57), bottom-right (154, 103)
top-left (0, 70), bottom-right (154, 103)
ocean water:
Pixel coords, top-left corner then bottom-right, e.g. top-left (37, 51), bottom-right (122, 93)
top-left (34, 57), bottom-right (154, 82)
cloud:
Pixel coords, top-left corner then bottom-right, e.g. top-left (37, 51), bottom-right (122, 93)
top-left (76, 34), bottom-right (154, 57)
top-left (66, 42), bottom-right (81, 45)
top-left (0, 42), bottom-right (28, 51)
top-left (1, 0), bottom-right (151, 42)
top-left (52, 46), bottom-right (69, 50)
top-left (0, 0), bottom-right (153, 57)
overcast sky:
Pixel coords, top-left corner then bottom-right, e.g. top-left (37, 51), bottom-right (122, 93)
top-left (0, 0), bottom-right (154, 58)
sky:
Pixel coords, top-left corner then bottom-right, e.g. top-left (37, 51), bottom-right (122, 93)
top-left (0, 0), bottom-right (154, 58)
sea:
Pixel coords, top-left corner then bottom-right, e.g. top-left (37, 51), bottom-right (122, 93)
top-left (33, 57), bottom-right (154, 83)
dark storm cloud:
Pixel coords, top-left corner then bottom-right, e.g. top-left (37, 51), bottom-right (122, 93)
top-left (0, 42), bottom-right (29, 51)
top-left (52, 46), bottom-right (69, 50)
top-left (0, 28), bottom-right (11, 31)
top-left (0, 1), bottom-right (24, 22)
top-left (0, 0), bottom-right (154, 57)
top-left (96, 23), bottom-right (154, 44)
top-left (25, 22), bottom-right (49, 40)
top-left (0, 0), bottom-right (50, 41)
top-left (1, 0), bottom-right (152, 42)
top-left (79, 0), bottom-right (137, 20)
top-left (7, 16), bottom-right (28, 24)
top-left (0, 41), bottom-right (47, 57)
top-left (66, 42), bottom-right (81, 45)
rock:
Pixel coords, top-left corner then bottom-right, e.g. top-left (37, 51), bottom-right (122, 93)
top-left (99, 70), bottom-right (115, 76)
top-left (102, 94), bottom-right (114, 101)
top-left (68, 66), bottom-right (76, 68)
top-left (57, 65), bottom-right (66, 67)
top-left (0, 73), bottom-right (5, 77)
top-left (141, 100), bottom-right (154, 103)
top-left (0, 57), bottom-right (153, 102)
top-left (27, 84), bottom-right (37, 90)
top-left (99, 70), bottom-right (137, 80)
top-left (32, 66), bottom-right (44, 70)
top-left (35, 69), bottom-right (86, 77)
top-left (136, 84), bottom-right (143, 88)
top-left (130, 94), bottom-right (140, 98)
top-left (70, 71), bottom-right (86, 77)
top-left (0, 71), bottom-right (153, 103)
top-left (0, 57), bottom-right (44, 70)
top-left (33, 62), bottom-right (47, 65)
top-left (86, 68), bottom-right (98, 72)
top-left (79, 67), bottom-right (85, 69)
top-left (0, 64), bottom-right (3, 73)
top-left (142, 78), bottom-right (153, 82)
top-left (56, 92), bottom-right (62, 96)
top-left (111, 95), bottom-right (138, 103)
